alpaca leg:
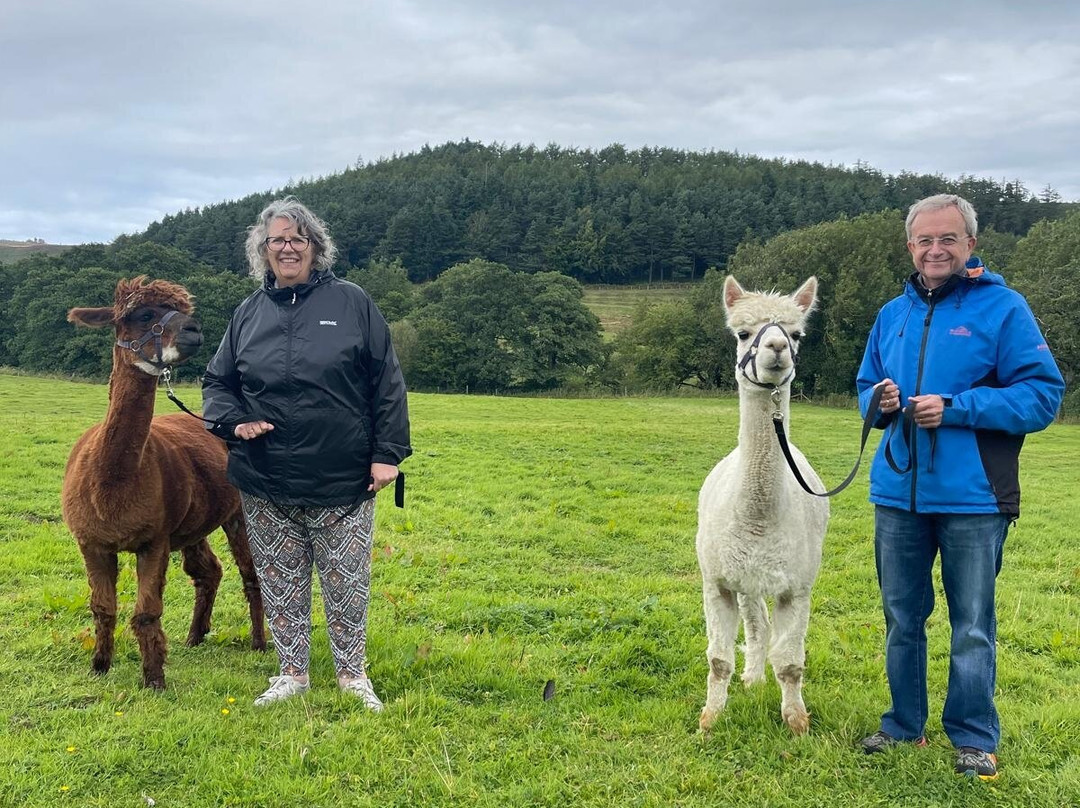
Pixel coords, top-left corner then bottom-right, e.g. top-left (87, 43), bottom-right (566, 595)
top-left (700, 581), bottom-right (739, 732)
top-left (737, 593), bottom-right (770, 686)
top-left (222, 514), bottom-right (267, 652)
top-left (770, 591), bottom-right (812, 735)
top-left (132, 542), bottom-right (171, 691)
top-left (181, 539), bottom-right (222, 646)
top-left (83, 548), bottom-right (119, 676)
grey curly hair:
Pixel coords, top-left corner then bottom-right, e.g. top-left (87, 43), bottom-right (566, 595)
top-left (245, 196), bottom-right (339, 282)
top-left (905, 194), bottom-right (978, 240)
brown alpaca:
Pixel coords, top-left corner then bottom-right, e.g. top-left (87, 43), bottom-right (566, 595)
top-left (62, 276), bottom-right (266, 690)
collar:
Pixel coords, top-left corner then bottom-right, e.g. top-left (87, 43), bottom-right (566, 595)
top-left (909, 270), bottom-right (964, 303)
top-left (263, 268), bottom-right (334, 302)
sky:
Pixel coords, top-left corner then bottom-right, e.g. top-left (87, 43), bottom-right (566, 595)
top-left (4, 0), bottom-right (1080, 245)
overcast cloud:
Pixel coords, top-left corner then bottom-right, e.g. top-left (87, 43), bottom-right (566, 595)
top-left (4, 0), bottom-right (1079, 244)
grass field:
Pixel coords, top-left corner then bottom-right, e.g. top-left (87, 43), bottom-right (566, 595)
top-left (0, 240), bottom-right (71, 264)
top-left (582, 283), bottom-right (695, 335)
top-left (0, 372), bottom-right (1077, 807)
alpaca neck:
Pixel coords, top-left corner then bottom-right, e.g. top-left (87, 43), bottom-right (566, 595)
top-left (734, 383), bottom-right (791, 522)
top-left (97, 350), bottom-right (158, 480)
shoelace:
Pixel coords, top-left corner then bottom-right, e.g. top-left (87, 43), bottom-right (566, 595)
top-left (256, 675), bottom-right (308, 703)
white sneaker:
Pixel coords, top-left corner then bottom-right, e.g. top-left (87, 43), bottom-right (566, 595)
top-left (340, 677), bottom-right (385, 712)
top-left (254, 675), bottom-right (310, 706)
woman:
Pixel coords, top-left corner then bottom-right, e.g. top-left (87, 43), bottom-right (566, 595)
top-left (202, 197), bottom-right (411, 708)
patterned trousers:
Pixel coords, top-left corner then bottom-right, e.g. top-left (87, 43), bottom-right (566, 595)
top-left (240, 493), bottom-right (375, 679)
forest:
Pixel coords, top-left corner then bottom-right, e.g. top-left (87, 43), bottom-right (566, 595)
top-left (0, 141), bottom-right (1077, 411)
top-left (130, 141), bottom-right (1068, 284)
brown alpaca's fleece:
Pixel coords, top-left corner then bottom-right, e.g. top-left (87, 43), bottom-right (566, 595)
top-left (62, 277), bottom-right (264, 691)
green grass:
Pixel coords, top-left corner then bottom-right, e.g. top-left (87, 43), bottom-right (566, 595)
top-left (0, 372), bottom-right (1077, 807)
top-left (582, 282), bottom-right (695, 335)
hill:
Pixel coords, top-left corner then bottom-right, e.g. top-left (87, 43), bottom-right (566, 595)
top-left (130, 140), bottom-right (1072, 285)
top-left (0, 239), bottom-right (71, 263)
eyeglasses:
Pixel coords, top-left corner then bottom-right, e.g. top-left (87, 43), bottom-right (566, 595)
top-left (911, 235), bottom-right (969, 249)
top-left (264, 236), bottom-right (311, 252)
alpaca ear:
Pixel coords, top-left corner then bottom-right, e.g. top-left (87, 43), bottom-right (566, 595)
top-left (68, 307), bottom-right (115, 328)
top-left (793, 276), bottom-right (818, 313)
top-left (723, 276), bottom-right (745, 310)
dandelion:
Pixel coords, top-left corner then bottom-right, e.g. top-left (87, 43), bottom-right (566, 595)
top-left (114, 710), bottom-right (124, 717)
top-left (227, 697), bottom-right (236, 704)
top-left (60, 786), bottom-right (70, 792)
top-left (65, 746), bottom-right (76, 753)
top-left (221, 708), bottom-right (230, 716)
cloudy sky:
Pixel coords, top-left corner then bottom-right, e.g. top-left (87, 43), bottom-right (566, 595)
top-left (4, 0), bottom-right (1079, 245)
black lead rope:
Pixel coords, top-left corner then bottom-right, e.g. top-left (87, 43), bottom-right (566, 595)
top-left (160, 368), bottom-right (235, 431)
top-left (159, 367), bottom-right (406, 510)
top-left (883, 404), bottom-right (937, 475)
top-left (771, 384), bottom-right (885, 498)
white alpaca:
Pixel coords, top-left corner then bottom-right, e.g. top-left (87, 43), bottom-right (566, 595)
top-left (696, 275), bottom-right (829, 735)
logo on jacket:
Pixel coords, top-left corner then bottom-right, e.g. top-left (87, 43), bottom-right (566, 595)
top-left (949, 325), bottom-right (972, 337)
top-left (319, 320), bottom-right (338, 326)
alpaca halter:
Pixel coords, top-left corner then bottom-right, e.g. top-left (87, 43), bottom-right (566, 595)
top-left (736, 321), bottom-right (884, 498)
top-left (116, 309), bottom-right (181, 366)
top-left (738, 321), bottom-right (797, 391)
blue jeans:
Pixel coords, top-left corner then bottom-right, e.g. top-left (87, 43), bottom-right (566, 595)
top-left (874, 505), bottom-right (1009, 751)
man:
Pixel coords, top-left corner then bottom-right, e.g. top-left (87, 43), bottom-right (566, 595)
top-left (855, 194), bottom-right (1064, 779)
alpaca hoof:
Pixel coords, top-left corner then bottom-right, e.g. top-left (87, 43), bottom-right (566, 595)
top-left (251, 635), bottom-right (268, 652)
top-left (699, 708), bottom-right (720, 732)
top-left (783, 706), bottom-right (810, 735)
top-left (185, 631), bottom-right (207, 647)
top-left (91, 656), bottom-right (111, 675)
top-left (144, 677), bottom-right (167, 692)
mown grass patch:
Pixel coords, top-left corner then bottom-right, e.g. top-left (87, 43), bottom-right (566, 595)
top-left (0, 372), bottom-right (1077, 806)
top-left (582, 283), bottom-right (695, 335)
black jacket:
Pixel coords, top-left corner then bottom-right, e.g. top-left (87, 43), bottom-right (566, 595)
top-left (202, 269), bottom-right (411, 507)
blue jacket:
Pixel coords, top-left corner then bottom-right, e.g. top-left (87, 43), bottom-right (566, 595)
top-left (857, 261), bottom-right (1064, 517)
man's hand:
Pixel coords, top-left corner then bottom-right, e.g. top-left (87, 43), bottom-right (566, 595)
top-left (907, 394), bottom-right (945, 429)
top-left (369, 462), bottom-right (399, 493)
top-left (876, 378), bottom-right (901, 415)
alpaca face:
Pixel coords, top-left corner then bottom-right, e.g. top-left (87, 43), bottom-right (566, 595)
top-left (723, 276), bottom-right (818, 389)
top-left (67, 276), bottom-right (202, 377)
top-left (118, 304), bottom-right (203, 376)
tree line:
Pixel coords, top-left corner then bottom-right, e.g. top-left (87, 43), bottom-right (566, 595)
top-left (126, 141), bottom-right (1072, 285)
top-left (1, 142), bottom-right (1077, 413)
top-left (2, 206), bottom-right (1077, 414)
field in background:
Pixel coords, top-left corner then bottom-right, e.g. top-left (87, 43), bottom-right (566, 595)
top-left (0, 239), bottom-right (72, 264)
top-left (582, 282), bottom-right (696, 335)
top-left (0, 372), bottom-right (1077, 807)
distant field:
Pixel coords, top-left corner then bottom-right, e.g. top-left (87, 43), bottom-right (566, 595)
top-left (0, 240), bottom-right (72, 264)
top-left (582, 282), bottom-right (696, 334)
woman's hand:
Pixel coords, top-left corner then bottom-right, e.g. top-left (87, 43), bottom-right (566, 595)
top-left (369, 462), bottom-right (399, 492)
top-left (234, 421), bottom-right (274, 440)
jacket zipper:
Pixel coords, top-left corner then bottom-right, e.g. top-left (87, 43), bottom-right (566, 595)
top-left (909, 289), bottom-right (937, 510)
